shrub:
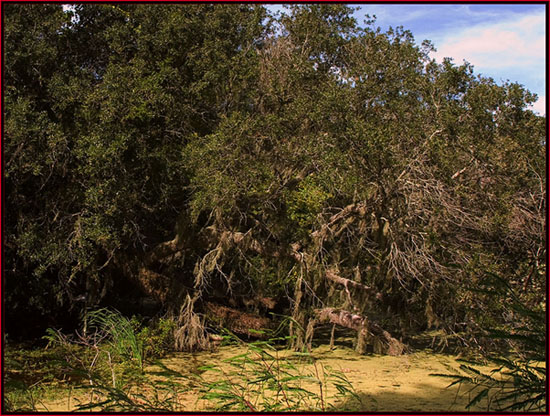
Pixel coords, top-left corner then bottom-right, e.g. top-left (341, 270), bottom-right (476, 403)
top-left (137, 316), bottom-right (177, 359)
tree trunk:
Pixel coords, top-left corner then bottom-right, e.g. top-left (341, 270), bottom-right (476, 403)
top-left (290, 273), bottom-right (306, 351)
top-left (355, 320), bottom-right (369, 354)
top-left (329, 323), bottom-right (336, 350)
top-left (305, 318), bottom-right (316, 351)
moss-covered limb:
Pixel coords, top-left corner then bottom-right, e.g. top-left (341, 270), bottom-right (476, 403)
top-left (313, 307), bottom-right (406, 355)
top-left (311, 203), bottom-right (368, 240)
top-left (315, 308), bottom-right (367, 332)
top-left (135, 199), bottom-right (372, 309)
top-left (144, 236), bottom-right (185, 266)
top-left (325, 270), bottom-right (381, 299)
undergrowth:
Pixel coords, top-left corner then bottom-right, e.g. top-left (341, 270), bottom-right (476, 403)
top-left (4, 310), bottom-right (360, 412)
top-left (433, 274), bottom-right (547, 412)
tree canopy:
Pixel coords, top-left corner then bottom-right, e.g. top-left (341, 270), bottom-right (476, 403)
top-left (4, 4), bottom-right (545, 353)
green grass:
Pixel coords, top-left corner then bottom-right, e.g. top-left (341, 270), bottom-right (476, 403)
top-left (4, 312), bottom-right (361, 412)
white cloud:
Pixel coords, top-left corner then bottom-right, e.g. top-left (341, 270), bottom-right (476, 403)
top-left (430, 10), bottom-right (545, 116)
top-left (530, 95), bottom-right (546, 116)
top-left (431, 12), bottom-right (545, 71)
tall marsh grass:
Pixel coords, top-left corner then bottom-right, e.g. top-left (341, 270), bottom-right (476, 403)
top-left (198, 330), bottom-right (360, 411)
top-left (87, 308), bottom-right (144, 371)
top-left (433, 274), bottom-right (546, 412)
top-left (33, 310), bottom-right (360, 412)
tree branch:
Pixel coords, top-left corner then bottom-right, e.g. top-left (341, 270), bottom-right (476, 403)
top-left (325, 270), bottom-right (382, 300)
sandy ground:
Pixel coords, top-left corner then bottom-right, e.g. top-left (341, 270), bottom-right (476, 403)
top-left (304, 346), bottom-right (486, 412)
top-left (36, 343), bottom-right (497, 412)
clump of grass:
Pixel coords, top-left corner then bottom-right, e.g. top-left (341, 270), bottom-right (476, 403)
top-left (4, 337), bottom-right (99, 412)
top-left (72, 369), bottom-right (190, 412)
top-left (435, 358), bottom-right (545, 412)
top-left (71, 325), bottom-right (361, 412)
top-left (87, 308), bottom-right (145, 372)
top-left (34, 314), bottom-right (171, 411)
top-left (4, 310), bottom-right (181, 412)
top-left (4, 378), bottom-right (42, 412)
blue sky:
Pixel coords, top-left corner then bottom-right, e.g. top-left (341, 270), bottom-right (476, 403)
top-left (268, 4), bottom-right (546, 115)
top-left (356, 4), bottom-right (546, 114)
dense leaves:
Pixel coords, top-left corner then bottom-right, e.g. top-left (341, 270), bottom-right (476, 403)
top-left (4, 3), bottom-right (545, 361)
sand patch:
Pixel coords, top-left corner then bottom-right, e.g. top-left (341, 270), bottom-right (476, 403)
top-left (36, 345), bottom-right (498, 412)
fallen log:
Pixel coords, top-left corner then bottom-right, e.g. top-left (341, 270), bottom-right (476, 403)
top-left (311, 307), bottom-right (406, 356)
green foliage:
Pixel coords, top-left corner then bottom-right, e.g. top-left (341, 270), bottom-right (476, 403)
top-left (4, 3), bottom-right (545, 366)
top-left (286, 176), bottom-right (333, 236)
top-left (4, 3), bottom-right (269, 338)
